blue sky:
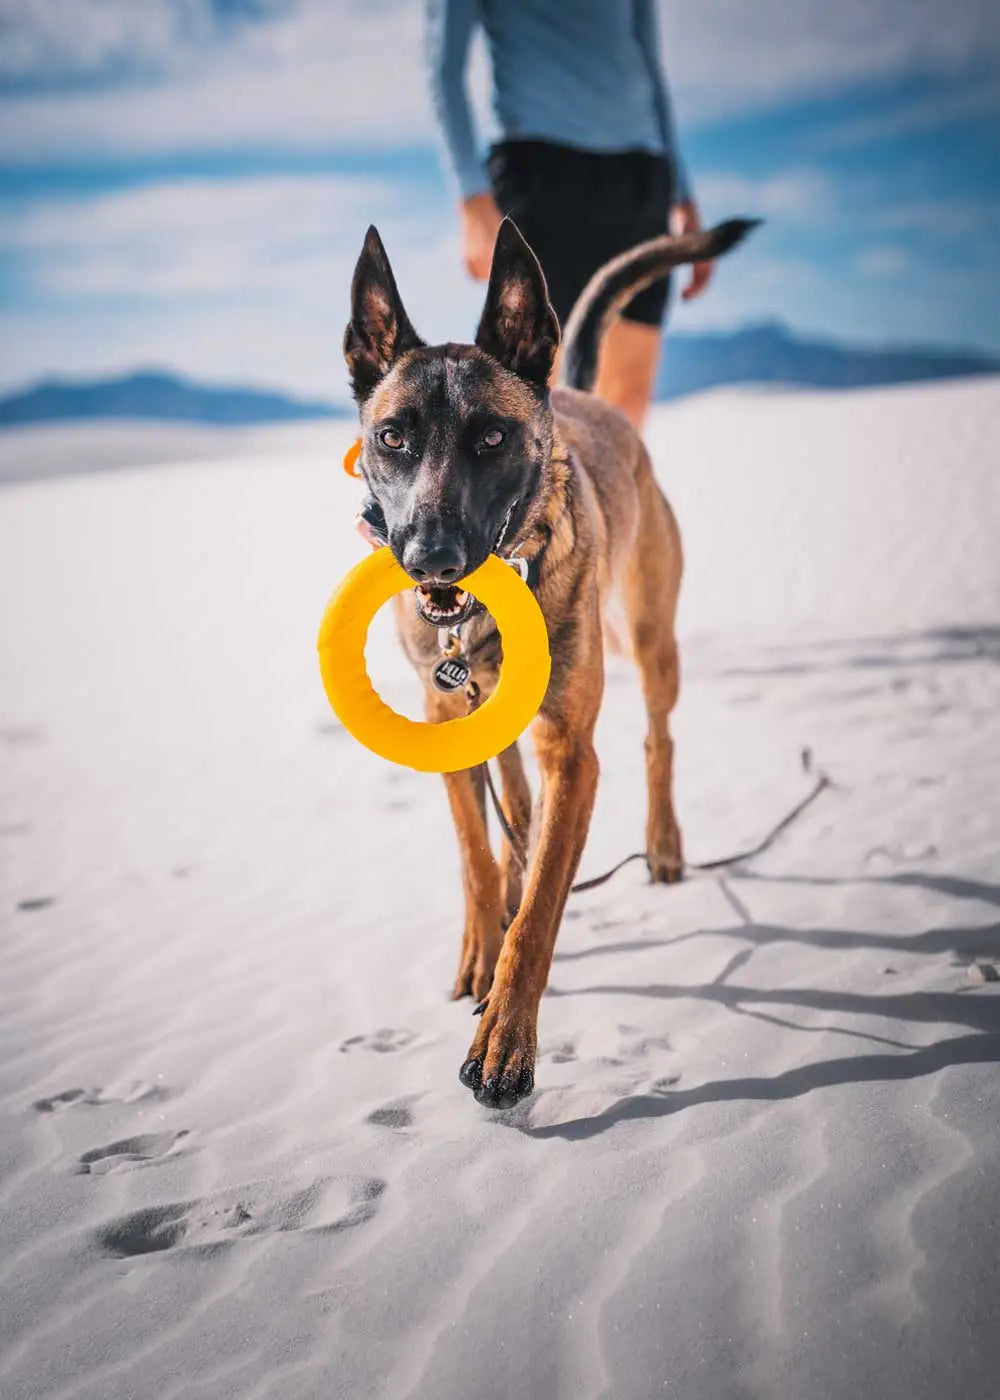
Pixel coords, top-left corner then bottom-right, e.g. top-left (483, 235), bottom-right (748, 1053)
top-left (0, 0), bottom-right (998, 401)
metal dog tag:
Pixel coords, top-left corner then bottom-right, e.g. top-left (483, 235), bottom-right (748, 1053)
top-left (432, 655), bottom-right (471, 693)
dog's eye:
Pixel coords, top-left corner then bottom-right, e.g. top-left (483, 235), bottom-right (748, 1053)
top-left (482, 428), bottom-right (505, 450)
top-left (379, 427), bottom-right (404, 450)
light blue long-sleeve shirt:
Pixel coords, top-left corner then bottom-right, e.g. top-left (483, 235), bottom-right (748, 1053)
top-left (425, 0), bottom-right (692, 204)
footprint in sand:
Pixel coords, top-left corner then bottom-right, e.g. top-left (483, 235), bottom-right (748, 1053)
top-left (0, 725), bottom-right (46, 747)
top-left (239, 1178), bottom-right (387, 1238)
top-left (76, 1129), bottom-right (190, 1176)
top-left (32, 1080), bottom-right (170, 1113)
top-left (616, 1025), bottom-right (673, 1059)
top-left (17, 896), bottom-right (56, 913)
top-left (542, 1039), bottom-right (578, 1065)
top-left (97, 1204), bottom-right (190, 1257)
top-left (366, 1100), bottom-right (414, 1129)
top-left (32, 1088), bottom-right (90, 1113)
top-left (310, 1179), bottom-right (387, 1237)
top-left (95, 1178), bottom-right (387, 1257)
top-left (236, 1181), bottom-right (328, 1235)
top-left (339, 1028), bottom-right (417, 1055)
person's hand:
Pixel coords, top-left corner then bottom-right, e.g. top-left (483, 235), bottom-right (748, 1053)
top-left (461, 192), bottom-right (503, 280)
top-left (670, 200), bottom-right (713, 301)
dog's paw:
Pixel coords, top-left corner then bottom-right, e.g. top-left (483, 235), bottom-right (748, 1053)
top-left (452, 966), bottom-right (494, 1002)
top-left (647, 822), bottom-right (684, 884)
top-left (459, 999), bottom-right (537, 1110)
top-left (450, 920), bottom-right (503, 1002)
top-left (647, 853), bottom-right (684, 884)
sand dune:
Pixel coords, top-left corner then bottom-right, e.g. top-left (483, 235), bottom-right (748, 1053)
top-left (1, 379), bottom-right (999, 1399)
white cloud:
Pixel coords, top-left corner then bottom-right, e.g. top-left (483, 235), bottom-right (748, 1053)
top-left (0, 2), bottom-right (434, 161)
top-left (0, 170), bottom-right (491, 397)
top-left (659, 0), bottom-right (1000, 125)
top-left (857, 246), bottom-right (911, 277)
top-left (0, 0), bottom-right (186, 83)
top-left (0, 1), bottom-right (490, 165)
top-left (0, 0), bottom-right (996, 162)
top-left (0, 1), bottom-right (298, 85)
top-left (810, 78), bottom-right (1000, 150)
top-left (695, 169), bottom-right (835, 225)
top-left (0, 168), bottom-right (834, 394)
top-left (673, 252), bottom-right (828, 332)
top-left (1, 174), bottom-right (407, 297)
top-left (874, 197), bottom-right (1000, 240)
top-left (2, 0), bottom-right (998, 399)
top-left (2, 174), bottom-right (996, 400)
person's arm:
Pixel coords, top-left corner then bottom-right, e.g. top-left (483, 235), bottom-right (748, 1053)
top-left (633, 0), bottom-right (692, 205)
top-left (425, 0), bottom-right (488, 199)
top-left (634, 0), bottom-right (711, 300)
top-left (425, 0), bottom-right (502, 279)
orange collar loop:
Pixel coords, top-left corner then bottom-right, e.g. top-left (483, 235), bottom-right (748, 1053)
top-left (343, 437), bottom-right (362, 478)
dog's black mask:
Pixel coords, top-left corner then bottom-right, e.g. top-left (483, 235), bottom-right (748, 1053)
top-left (344, 221), bottom-right (559, 624)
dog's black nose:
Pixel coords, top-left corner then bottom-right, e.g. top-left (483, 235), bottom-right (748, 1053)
top-left (403, 541), bottom-right (467, 584)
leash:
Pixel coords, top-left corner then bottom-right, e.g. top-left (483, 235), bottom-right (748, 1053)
top-left (569, 755), bottom-right (831, 891)
top-left (473, 707), bottom-right (831, 892)
top-left (436, 557), bottom-right (833, 894)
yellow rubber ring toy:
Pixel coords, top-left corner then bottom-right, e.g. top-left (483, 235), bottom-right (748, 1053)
top-left (318, 548), bottom-right (551, 773)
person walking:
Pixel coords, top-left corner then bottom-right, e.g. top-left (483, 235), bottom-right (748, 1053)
top-left (426, 0), bottom-right (714, 428)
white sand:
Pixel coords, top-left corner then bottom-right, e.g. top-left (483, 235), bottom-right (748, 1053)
top-left (1, 378), bottom-right (999, 1400)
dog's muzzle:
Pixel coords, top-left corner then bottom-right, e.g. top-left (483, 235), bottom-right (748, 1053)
top-left (359, 494), bottom-right (526, 629)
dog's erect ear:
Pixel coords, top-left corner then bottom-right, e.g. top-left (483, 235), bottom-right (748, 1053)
top-left (344, 226), bottom-right (424, 402)
top-left (475, 218), bottom-right (559, 389)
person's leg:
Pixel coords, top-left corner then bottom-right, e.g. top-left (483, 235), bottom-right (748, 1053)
top-left (593, 318), bottom-right (662, 431)
top-left (490, 143), bottom-right (671, 430)
top-left (590, 155), bottom-right (672, 431)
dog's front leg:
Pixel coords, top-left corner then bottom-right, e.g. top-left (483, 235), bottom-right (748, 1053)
top-left (460, 709), bottom-right (600, 1109)
top-left (442, 766), bottom-right (506, 1000)
top-left (494, 740), bottom-right (532, 926)
top-left (428, 692), bottom-right (506, 1001)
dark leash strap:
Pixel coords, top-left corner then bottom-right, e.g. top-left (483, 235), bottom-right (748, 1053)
top-left (569, 761), bottom-right (831, 892)
top-left (464, 679), bottom-right (530, 863)
top-left (474, 729), bottom-right (832, 893)
top-left (453, 539), bottom-right (832, 892)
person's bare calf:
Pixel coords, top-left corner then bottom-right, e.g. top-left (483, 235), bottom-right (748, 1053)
top-left (593, 318), bottom-right (663, 431)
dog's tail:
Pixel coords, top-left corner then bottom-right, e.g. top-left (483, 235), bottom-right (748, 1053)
top-left (557, 219), bottom-right (761, 394)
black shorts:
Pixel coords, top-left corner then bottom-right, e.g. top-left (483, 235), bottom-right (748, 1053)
top-left (487, 139), bottom-right (674, 331)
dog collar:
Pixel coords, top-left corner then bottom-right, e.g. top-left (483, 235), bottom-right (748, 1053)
top-left (354, 482), bottom-right (546, 602)
top-left (499, 542), bottom-right (544, 593)
top-left (495, 498), bottom-right (548, 593)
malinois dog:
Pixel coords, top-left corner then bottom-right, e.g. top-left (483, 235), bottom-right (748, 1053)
top-left (344, 216), bottom-right (756, 1108)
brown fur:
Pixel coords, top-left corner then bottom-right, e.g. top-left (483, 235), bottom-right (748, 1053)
top-left (399, 389), bottom-right (682, 1106)
top-left (343, 217), bottom-right (753, 1109)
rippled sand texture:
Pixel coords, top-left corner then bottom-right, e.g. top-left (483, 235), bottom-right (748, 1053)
top-left (1, 379), bottom-right (999, 1400)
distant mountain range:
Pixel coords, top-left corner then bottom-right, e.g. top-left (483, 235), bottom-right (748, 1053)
top-left (656, 321), bottom-right (999, 400)
top-left (1, 325), bottom-right (996, 428)
top-left (0, 370), bottom-right (341, 427)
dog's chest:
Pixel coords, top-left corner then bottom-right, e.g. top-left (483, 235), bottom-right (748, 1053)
top-left (394, 598), bottom-right (503, 702)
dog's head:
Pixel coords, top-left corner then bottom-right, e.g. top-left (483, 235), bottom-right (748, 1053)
top-left (344, 219), bottom-right (559, 627)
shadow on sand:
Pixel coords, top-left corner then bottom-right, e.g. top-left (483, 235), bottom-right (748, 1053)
top-left (702, 624), bottom-right (1000, 681)
top-left (530, 867), bottom-right (1000, 1141)
top-left (525, 1030), bottom-right (1000, 1141)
